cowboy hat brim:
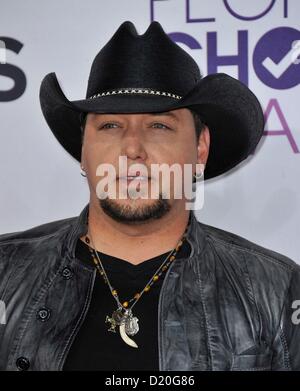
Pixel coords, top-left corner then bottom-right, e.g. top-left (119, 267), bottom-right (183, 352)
top-left (39, 72), bottom-right (264, 180)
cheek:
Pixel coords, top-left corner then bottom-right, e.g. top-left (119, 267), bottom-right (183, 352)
top-left (152, 141), bottom-right (196, 170)
top-left (83, 146), bottom-right (118, 183)
top-left (84, 140), bottom-right (117, 163)
top-left (161, 149), bottom-right (198, 187)
top-left (166, 132), bottom-right (197, 160)
top-left (163, 148), bottom-right (197, 168)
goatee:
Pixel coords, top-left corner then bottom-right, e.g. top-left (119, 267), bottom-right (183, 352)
top-left (99, 194), bottom-right (171, 224)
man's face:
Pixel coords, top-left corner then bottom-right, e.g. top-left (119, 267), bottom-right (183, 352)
top-left (81, 108), bottom-right (210, 224)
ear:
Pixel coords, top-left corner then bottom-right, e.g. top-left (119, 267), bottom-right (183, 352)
top-left (80, 141), bottom-right (86, 168)
top-left (197, 125), bottom-right (210, 166)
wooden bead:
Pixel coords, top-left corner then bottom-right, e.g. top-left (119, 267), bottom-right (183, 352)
top-left (153, 275), bottom-right (159, 281)
top-left (123, 301), bottom-right (129, 308)
top-left (144, 286), bottom-right (150, 292)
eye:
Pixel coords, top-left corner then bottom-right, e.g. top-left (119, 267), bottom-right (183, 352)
top-left (151, 122), bottom-right (171, 130)
top-left (98, 122), bottom-right (120, 130)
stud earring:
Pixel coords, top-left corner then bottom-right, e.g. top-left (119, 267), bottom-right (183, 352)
top-left (193, 171), bottom-right (203, 180)
top-left (193, 162), bottom-right (205, 181)
top-left (80, 166), bottom-right (87, 177)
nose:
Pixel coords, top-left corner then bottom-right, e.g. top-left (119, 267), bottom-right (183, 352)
top-left (120, 122), bottom-right (147, 162)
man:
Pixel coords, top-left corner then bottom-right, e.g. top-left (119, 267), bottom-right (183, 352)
top-left (0, 21), bottom-right (299, 371)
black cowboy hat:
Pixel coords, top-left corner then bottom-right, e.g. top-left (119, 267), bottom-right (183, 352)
top-left (39, 21), bottom-right (264, 180)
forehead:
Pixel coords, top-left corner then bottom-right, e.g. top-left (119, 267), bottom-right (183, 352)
top-left (87, 108), bottom-right (192, 121)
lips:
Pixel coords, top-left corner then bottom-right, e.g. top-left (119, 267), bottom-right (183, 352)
top-left (118, 170), bottom-right (150, 180)
top-left (119, 176), bottom-right (149, 181)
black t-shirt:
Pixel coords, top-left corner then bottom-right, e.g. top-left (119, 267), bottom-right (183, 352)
top-left (63, 237), bottom-right (191, 371)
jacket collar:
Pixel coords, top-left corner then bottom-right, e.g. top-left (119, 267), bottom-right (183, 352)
top-left (186, 211), bottom-right (206, 258)
top-left (64, 203), bottom-right (206, 260)
top-left (63, 202), bottom-right (89, 259)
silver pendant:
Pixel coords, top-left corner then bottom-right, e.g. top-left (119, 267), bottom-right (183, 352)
top-left (124, 312), bottom-right (139, 336)
top-left (105, 308), bottom-right (124, 333)
top-left (106, 308), bottom-right (139, 348)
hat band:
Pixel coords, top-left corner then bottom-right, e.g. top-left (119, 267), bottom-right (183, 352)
top-left (88, 87), bottom-right (182, 100)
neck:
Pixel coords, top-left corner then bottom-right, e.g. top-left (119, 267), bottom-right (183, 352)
top-left (81, 198), bottom-right (190, 265)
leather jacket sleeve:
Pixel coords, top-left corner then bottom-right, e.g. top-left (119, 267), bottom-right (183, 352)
top-left (272, 263), bottom-right (300, 370)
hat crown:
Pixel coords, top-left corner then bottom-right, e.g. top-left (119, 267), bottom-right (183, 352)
top-left (86, 21), bottom-right (202, 98)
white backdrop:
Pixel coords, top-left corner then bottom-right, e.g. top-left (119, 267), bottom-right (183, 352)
top-left (0, 0), bottom-right (299, 263)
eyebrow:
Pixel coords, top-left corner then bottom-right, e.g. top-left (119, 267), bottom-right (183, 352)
top-left (91, 111), bottom-right (178, 121)
top-left (150, 111), bottom-right (178, 120)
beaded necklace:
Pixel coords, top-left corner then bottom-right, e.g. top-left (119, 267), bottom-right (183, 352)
top-left (84, 215), bottom-right (190, 348)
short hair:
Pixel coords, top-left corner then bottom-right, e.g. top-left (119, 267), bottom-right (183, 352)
top-left (79, 109), bottom-right (205, 143)
top-left (189, 109), bottom-right (206, 141)
top-left (80, 113), bottom-right (87, 143)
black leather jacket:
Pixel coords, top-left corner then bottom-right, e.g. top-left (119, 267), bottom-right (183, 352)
top-left (0, 203), bottom-right (300, 371)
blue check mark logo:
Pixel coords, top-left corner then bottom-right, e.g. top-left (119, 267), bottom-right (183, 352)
top-left (262, 40), bottom-right (300, 79)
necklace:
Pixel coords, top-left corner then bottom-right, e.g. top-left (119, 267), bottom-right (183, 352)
top-left (84, 215), bottom-right (190, 348)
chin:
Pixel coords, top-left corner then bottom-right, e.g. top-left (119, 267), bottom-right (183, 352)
top-left (98, 196), bottom-right (171, 224)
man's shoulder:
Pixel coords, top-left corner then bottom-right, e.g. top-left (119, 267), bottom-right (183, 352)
top-left (0, 215), bottom-right (77, 247)
top-left (198, 220), bottom-right (299, 273)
